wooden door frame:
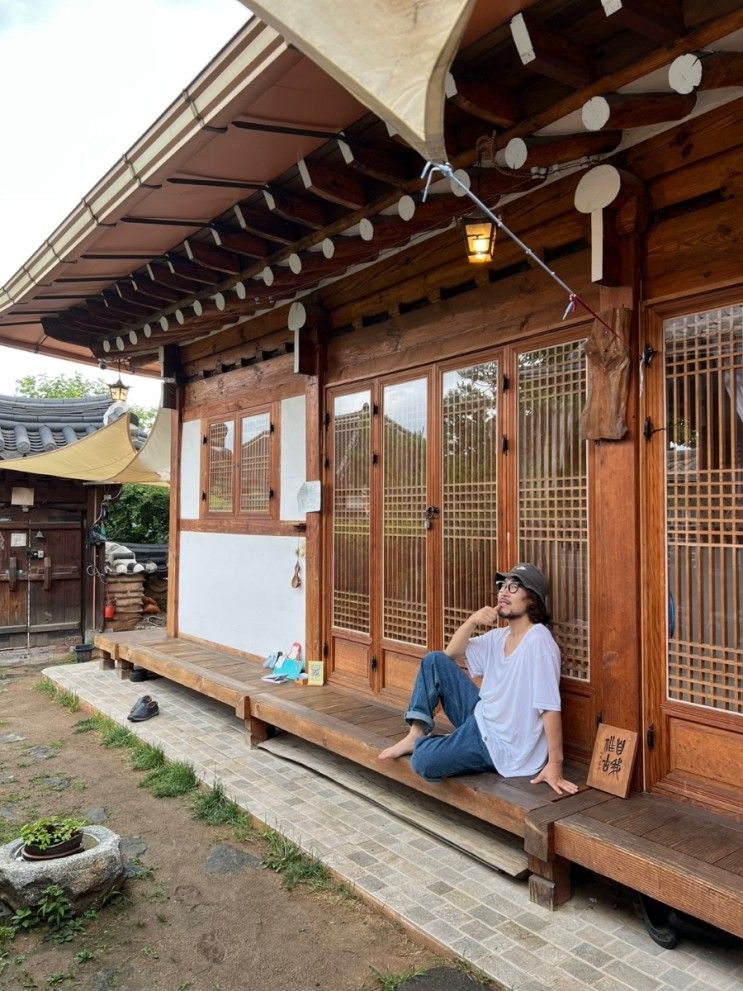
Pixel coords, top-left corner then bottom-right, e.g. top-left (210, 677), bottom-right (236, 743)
top-left (640, 287), bottom-right (743, 809)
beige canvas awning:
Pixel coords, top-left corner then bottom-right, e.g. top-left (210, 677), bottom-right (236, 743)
top-left (0, 410), bottom-right (171, 485)
top-left (241, 0), bottom-right (476, 162)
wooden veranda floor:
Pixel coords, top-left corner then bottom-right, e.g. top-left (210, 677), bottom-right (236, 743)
top-left (93, 629), bottom-right (743, 937)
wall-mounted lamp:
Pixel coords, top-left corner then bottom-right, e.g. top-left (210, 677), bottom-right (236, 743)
top-left (460, 214), bottom-right (497, 264)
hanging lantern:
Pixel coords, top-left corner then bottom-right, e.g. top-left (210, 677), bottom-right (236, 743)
top-left (108, 375), bottom-right (129, 403)
top-left (460, 213), bottom-right (496, 264)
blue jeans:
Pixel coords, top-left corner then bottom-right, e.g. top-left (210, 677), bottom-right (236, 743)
top-left (405, 651), bottom-right (496, 781)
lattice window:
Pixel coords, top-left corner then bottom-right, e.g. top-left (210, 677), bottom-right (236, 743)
top-left (518, 340), bottom-right (589, 680)
top-left (383, 379), bottom-right (427, 645)
top-left (207, 419), bottom-right (234, 513)
top-left (240, 412), bottom-right (271, 513)
top-left (665, 305), bottom-right (743, 713)
top-left (332, 392), bottom-right (372, 633)
top-left (442, 363), bottom-right (499, 642)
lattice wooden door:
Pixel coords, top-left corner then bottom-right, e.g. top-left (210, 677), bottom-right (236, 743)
top-left (643, 302), bottom-right (743, 811)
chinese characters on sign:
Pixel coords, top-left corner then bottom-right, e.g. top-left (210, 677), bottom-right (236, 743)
top-left (587, 723), bottom-right (639, 798)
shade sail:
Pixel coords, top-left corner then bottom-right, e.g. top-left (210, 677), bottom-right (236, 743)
top-left (0, 410), bottom-right (171, 485)
top-left (241, 0), bottom-right (475, 162)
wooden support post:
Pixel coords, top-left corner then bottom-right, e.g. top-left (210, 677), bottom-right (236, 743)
top-left (304, 318), bottom-right (327, 665)
top-left (115, 659), bottom-right (134, 680)
top-left (528, 855), bottom-right (571, 909)
top-left (165, 346), bottom-right (182, 639)
top-left (99, 651), bottom-right (115, 671)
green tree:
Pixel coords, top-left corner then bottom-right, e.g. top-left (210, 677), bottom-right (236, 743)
top-left (16, 371), bottom-right (108, 398)
top-left (105, 484), bottom-right (170, 544)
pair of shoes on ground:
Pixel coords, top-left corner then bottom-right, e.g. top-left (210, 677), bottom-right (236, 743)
top-left (127, 695), bottom-right (159, 722)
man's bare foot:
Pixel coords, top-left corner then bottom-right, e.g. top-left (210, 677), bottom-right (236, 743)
top-left (378, 727), bottom-right (424, 761)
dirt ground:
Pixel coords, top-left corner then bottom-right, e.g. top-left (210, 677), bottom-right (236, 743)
top-left (0, 663), bottom-right (447, 991)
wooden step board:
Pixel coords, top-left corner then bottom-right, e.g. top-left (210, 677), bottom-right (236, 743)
top-left (553, 793), bottom-right (743, 938)
top-left (258, 733), bottom-right (530, 878)
top-left (248, 683), bottom-right (582, 839)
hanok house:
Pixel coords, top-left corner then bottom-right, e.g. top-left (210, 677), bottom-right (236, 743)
top-left (1, 1), bottom-right (741, 935)
top-left (0, 395), bottom-right (116, 647)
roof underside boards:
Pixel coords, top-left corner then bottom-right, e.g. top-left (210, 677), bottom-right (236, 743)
top-left (1, 0), bottom-right (742, 372)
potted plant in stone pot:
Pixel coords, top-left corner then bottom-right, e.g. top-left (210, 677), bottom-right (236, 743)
top-left (20, 816), bottom-right (87, 861)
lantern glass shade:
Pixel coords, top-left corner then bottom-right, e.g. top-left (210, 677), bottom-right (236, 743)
top-left (109, 376), bottom-right (129, 403)
top-left (460, 215), bottom-right (496, 264)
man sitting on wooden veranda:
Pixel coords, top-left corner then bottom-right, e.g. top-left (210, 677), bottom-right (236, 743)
top-left (379, 563), bottom-right (578, 796)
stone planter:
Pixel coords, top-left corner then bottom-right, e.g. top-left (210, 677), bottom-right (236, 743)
top-left (0, 826), bottom-right (125, 914)
top-left (22, 829), bottom-right (84, 860)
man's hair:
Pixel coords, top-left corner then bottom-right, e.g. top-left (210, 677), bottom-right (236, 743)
top-left (524, 588), bottom-right (550, 626)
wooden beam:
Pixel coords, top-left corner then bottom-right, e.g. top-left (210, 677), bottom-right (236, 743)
top-left (601, 0), bottom-right (685, 45)
top-left (446, 73), bottom-right (520, 128)
top-left (298, 158), bottom-right (367, 210)
top-left (287, 252), bottom-right (328, 277)
top-left (582, 92), bottom-right (696, 130)
top-left (503, 131), bottom-right (623, 169)
top-left (211, 226), bottom-right (270, 259)
top-left (263, 188), bottom-right (330, 230)
top-left (510, 12), bottom-right (593, 89)
top-left (88, 299), bottom-right (134, 325)
top-left (234, 204), bottom-right (301, 245)
top-left (337, 139), bottom-right (413, 186)
top-left (146, 262), bottom-right (201, 294)
top-left (184, 238), bottom-right (242, 275)
top-left (166, 256), bottom-right (224, 286)
top-left (127, 277), bottom-right (181, 305)
top-left (668, 50), bottom-right (743, 94)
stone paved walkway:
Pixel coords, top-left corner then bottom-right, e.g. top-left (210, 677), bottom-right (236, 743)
top-left (45, 663), bottom-right (743, 991)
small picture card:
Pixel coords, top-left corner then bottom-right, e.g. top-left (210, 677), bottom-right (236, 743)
top-left (587, 723), bottom-right (639, 798)
top-left (306, 660), bottom-right (325, 687)
top-left (10, 532), bottom-right (27, 547)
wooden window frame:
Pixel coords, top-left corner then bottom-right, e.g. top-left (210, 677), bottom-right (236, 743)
top-left (200, 402), bottom-right (280, 525)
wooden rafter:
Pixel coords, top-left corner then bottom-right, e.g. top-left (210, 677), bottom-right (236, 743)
top-left (510, 12), bottom-right (593, 89)
top-left (211, 226), bottom-right (270, 259)
top-left (582, 92), bottom-right (696, 130)
top-left (184, 238), bottom-right (243, 275)
top-left (166, 256), bottom-right (224, 286)
top-left (601, 0), bottom-right (685, 46)
top-left (298, 158), bottom-right (367, 210)
top-left (263, 189), bottom-right (330, 230)
top-left (337, 140), bottom-right (414, 186)
top-left (446, 73), bottom-right (520, 128)
top-left (234, 204), bottom-right (301, 245)
top-left (503, 131), bottom-right (623, 170)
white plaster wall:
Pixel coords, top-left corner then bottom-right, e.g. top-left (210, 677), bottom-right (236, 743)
top-left (179, 419), bottom-right (202, 520)
top-left (280, 395), bottom-right (306, 521)
top-left (178, 531), bottom-right (305, 657)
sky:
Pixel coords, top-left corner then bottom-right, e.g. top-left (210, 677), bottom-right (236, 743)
top-left (0, 0), bottom-right (249, 408)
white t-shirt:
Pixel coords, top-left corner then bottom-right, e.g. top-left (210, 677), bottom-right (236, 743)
top-left (465, 624), bottom-right (562, 778)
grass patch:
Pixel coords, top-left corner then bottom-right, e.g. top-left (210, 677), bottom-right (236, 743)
top-left (140, 761), bottom-right (197, 798)
top-left (191, 782), bottom-right (255, 840)
top-left (100, 723), bottom-right (135, 749)
top-left (32, 679), bottom-right (79, 713)
top-left (368, 966), bottom-right (427, 991)
top-left (73, 714), bottom-right (107, 734)
top-left (129, 741), bottom-right (166, 771)
top-left (261, 829), bottom-right (331, 891)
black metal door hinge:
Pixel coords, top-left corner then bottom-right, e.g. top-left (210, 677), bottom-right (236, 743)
top-left (502, 374), bottom-right (509, 393)
top-left (646, 723), bottom-right (655, 750)
top-left (322, 642), bottom-right (328, 658)
top-left (370, 655), bottom-right (378, 671)
top-left (323, 412), bottom-right (330, 428)
top-left (371, 452), bottom-right (379, 464)
top-left (324, 456), bottom-right (330, 469)
top-left (501, 435), bottom-right (509, 453)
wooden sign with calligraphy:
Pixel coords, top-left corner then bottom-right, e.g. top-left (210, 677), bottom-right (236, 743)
top-left (587, 723), bottom-right (638, 798)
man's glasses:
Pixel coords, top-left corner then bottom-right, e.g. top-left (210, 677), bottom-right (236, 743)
top-left (496, 580), bottom-right (523, 594)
